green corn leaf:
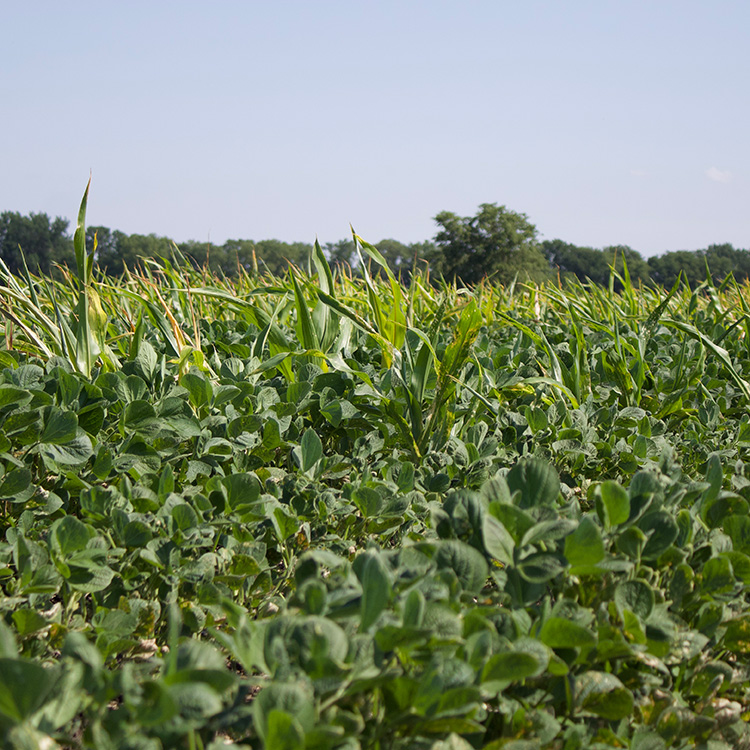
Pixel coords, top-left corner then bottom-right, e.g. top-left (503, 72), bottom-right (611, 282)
top-left (290, 268), bottom-right (321, 351)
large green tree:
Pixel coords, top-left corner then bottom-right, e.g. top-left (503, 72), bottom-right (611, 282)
top-left (88, 229), bottom-right (173, 275)
top-left (647, 250), bottom-right (705, 288)
top-left (430, 203), bottom-right (549, 286)
top-left (602, 245), bottom-right (651, 288)
top-left (543, 239), bottom-right (651, 289)
top-left (0, 212), bottom-right (73, 274)
top-left (648, 244), bottom-right (750, 288)
top-left (542, 239), bottom-right (611, 286)
top-left (704, 243), bottom-right (750, 283)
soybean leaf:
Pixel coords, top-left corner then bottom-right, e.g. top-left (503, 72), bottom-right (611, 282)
top-left (0, 468), bottom-right (32, 499)
top-left (481, 651), bottom-right (541, 685)
top-left (507, 459), bottom-right (560, 509)
top-left (40, 407), bottom-right (78, 444)
top-left (434, 541), bottom-right (488, 594)
top-left (576, 671), bottom-right (634, 721)
top-left (360, 553), bottom-right (391, 631)
top-left (51, 516), bottom-right (91, 557)
top-left (298, 428), bottom-right (323, 475)
top-left (596, 480), bottom-right (630, 528)
top-left (539, 617), bottom-right (596, 649)
top-left (0, 659), bottom-right (55, 723)
top-left (564, 517), bottom-right (605, 568)
top-left (39, 430), bottom-right (93, 466)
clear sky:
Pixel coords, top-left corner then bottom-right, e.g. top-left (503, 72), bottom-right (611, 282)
top-left (2, 1), bottom-right (749, 256)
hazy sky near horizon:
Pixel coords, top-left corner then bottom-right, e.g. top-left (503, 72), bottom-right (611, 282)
top-left (2, 1), bottom-right (749, 257)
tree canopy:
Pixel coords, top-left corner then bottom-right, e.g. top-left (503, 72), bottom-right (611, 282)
top-left (0, 212), bottom-right (73, 274)
top-left (647, 243), bottom-right (750, 288)
top-left (1, 205), bottom-right (748, 291)
top-left (430, 203), bottom-right (550, 286)
top-left (542, 239), bottom-right (612, 286)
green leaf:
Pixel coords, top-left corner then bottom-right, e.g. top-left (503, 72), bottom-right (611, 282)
top-left (51, 516), bottom-right (90, 557)
top-left (134, 339), bottom-right (158, 382)
top-left (481, 476), bottom-right (513, 505)
top-left (0, 468), bottom-right (32, 499)
top-left (517, 553), bottom-right (566, 583)
top-left (67, 565), bottom-right (115, 593)
top-left (158, 463), bottom-right (175, 498)
top-left (73, 176), bottom-right (98, 376)
top-left (0, 658), bottom-right (55, 723)
top-left (524, 405), bottom-right (548, 433)
top-left (724, 616), bottom-right (750, 653)
top-left (630, 730), bottom-right (667, 750)
top-left (397, 461), bottom-right (415, 492)
top-left (660, 319), bottom-right (750, 400)
top-left (615, 580), bottom-right (654, 620)
top-left (360, 553), bottom-right (391, 630)
top-left (73, 177), bottom-right (91, 283)
top-left (168, 681), bottom-right (224, 719)
top-left (507, 459), bottom-right (560, 509)
top-left (596, 480), bottom-right (630, 528)
top-left (40, 407), bottom-right (78, 444)
top-left (23, 565), bottom-right (62, 595)
top-left (482, 514), bottom-right (515, 565)
top-left (403, 589), bottom-right (425, 627)
top-left (272, 507), bottom-right (298, 541)
top-left (254, 682), bottom-right (315, 740)
top-left (638, 511), bottom-right (679, 560)
top-left (122, 399), bottom-right (157, 427)
top-left (724, 551), bottom-right (750, 584)
top-left (434, 541), bottom-right (488, 594)
top-left (702, 556), bottom-right (735, 594)
top-left (564, 516), bottom-right (604, 567)
top-left (520, 519), bottom-right (577, 547)
top-left (321, 398), bottom-right (358, 427)
top-left (576, 671), bottom-right (634, 720)
top-left (127, 681), bottom-right (177, 727)
top-left (723, 515), bottom-right (750, 553)
top-left (487, 502), bottom-right (534, 545)
top-left (0, 620), bottom-right (17, 658)
top-left (352, 486), bottom-right (383, 518)
top-left (173, 503), bottom-right (199, 531)
top-left (430, 734), bottom-right (476, 750)
top-left (12, 608), bottom-right (47, 636)
top-left (261, 418), bottom-right (282, 451)
top-left (299, 428), bottom-right (323, 474)
top-left (39, 430), bottom-right (93, 466)
top-left (115, 440), bottom-right (161, 475)
top-left (265, 709), bottom-right (305, 750)
top-left (0, 385), bottom-right (32, 410)
top-left (181, 372), bottom-right (213, 410)
top-left (290, 268), bottom-right (321, 351)
top-left (481, 651), bottom-right (541, 685)
top-left (700, 492), bottom-right (747, 529)
top-left (617, 526), bottom-right (647, 560)
top-left (214, 384), bottom-right (241, 408)
top-left (539, 617), bottom-right (596, 649)
top-left (312, 238), bottom-right (335, 296)
top-left (222, 473), bottom-right (261, 510)
top-left (122, 520), bottom-right (152, 547)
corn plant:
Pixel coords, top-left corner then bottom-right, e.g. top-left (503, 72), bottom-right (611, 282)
top-left (1, 184), bottom-right (750, 748)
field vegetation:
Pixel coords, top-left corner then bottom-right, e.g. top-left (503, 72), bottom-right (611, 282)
top-left (0, 184), bottom-right (749, 748)
top-left (4, 200), bottom-right (750, 289)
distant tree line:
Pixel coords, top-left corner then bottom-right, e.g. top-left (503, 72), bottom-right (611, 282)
top-left (1, 205), bottom-right (747, 289)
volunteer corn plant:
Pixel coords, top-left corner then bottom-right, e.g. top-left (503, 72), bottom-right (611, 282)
top-left (0, 188), bottom-right (750, 749)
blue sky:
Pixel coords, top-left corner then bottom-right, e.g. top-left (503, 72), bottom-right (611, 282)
top-left (2, 1), bottom-right (748, 256)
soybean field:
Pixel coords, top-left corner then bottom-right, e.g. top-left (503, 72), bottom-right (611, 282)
top-left (0, 185), bottom-right (749, 749)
